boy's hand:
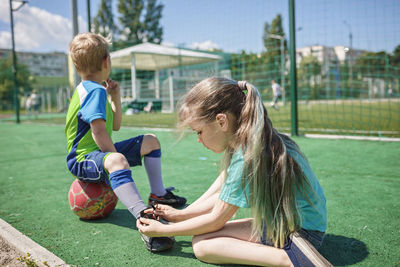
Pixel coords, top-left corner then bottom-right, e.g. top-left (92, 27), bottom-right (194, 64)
top-left (104, 78), bottom-right (122, 131)
top-left (105, 78), bottom-right (120, 98)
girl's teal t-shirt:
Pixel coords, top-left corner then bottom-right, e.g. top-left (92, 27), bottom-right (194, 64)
top-left (219, 147), bottom-right (327, 232)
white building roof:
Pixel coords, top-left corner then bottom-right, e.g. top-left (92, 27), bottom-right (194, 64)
top-left (110, 42), bottom-right (222, 70)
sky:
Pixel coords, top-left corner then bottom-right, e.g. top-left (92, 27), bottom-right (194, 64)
top-left (0, 0), bottom-right (399, 54)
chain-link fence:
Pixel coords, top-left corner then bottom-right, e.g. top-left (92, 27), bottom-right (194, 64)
top-left (2, 0), bottom-right (399, 137)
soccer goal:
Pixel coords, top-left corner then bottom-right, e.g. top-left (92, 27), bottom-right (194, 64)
top-left (160, 76), bottom-right (204, 113)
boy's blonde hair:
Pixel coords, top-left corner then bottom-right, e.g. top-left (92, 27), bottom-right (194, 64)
top-left (69, 32), bottom-right (110, 75)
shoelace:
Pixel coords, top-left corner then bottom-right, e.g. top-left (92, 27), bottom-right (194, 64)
top-left (140, 201), bottom-right (159, 220)
top-left (149, 201), bottom-right (159, 219)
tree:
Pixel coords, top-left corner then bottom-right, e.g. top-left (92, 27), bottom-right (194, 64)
top-left (263, 15), bottom-right (286, 50)
top-left (355, 51), bottom-right (389, 76)
top-left (298, 55), bottom-right (321, 99)
top-left (228, 51), bottom-right (268, 100)
top-left (353, 51), bottom-right (392, 98)
top-left (262, 14), bottom-right (287, 84)
top-left (93, 0), bottom-right (117, 41)
top-left (142, 0), bottom-right (163, 44)
top-left (390, 44), bottom-right (400, 68)
top-left (262, 22), bottom-right (271, 50)
top-left (0, 57), bottom-right (33, 110)
top-left (299, 55), bottom-right (321, 80)
top-left (117, 0), bottom-right (164, 49)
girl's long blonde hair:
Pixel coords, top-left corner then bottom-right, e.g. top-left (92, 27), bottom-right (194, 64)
top-left (178, 77), bottom-right (309, 248)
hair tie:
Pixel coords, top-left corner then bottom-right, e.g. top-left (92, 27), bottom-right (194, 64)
top-left (238, 81), bottom-right (247, 91)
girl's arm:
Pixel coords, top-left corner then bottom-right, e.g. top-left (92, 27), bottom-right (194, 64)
top-left (138, 199), bottom-right (238, 237)
top-left (155, 171), bottom-right (225, 222)
top-left (178, 171), bottom-right (225, 219)
top-left (190, 171), bottom-right (225, 206)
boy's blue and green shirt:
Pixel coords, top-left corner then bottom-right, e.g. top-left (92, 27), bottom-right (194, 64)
top-left (65, 80), bottom-right (113, 164)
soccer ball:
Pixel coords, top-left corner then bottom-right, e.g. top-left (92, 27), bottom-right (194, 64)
top-left (68, 180), bottom-right (118, 220)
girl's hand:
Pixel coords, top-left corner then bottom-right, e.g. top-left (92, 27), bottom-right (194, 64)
top-left (137, 217), bottom-right (167, 237)
top-left (105, 78), bottom-right (120, 98)
top-left (153, 204), bottom-right (182, 223)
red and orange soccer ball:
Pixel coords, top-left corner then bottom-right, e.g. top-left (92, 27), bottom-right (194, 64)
top-left (68, 180), bottom-right (118, 220)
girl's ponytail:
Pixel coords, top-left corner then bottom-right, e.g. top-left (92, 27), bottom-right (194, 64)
top-left (235, 81), bottom-right (267, 153)
top-left (236, 81), bottom-right (300, 248)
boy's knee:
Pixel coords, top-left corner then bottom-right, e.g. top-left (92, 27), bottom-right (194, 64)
top-left (144, 134), bottom-right (160, 148)
top-left (104, 152), bottom-right (129, 173)
top-left (141, 134), bottom-right (161, 155)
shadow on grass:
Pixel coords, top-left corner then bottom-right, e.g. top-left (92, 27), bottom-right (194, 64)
top-left (320, 234), bottom-right (368, 266)
top-left (80, 209), bottom-right (198, 260)
top-left (79, 209), bottom-right (137, 230)
top-left (155, 233), bottom-right (370, 266)
top-left (79, 212), bottom-right (369, 266)
top-left (160, 240), bottom-right (197, 260)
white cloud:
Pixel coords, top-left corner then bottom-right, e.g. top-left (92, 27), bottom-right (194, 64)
top-left (0, 0), bottom-right (10, 23)
top-left (189, 40), bottom-right (220, 51)
top-left (0, 31), bottom-right (11, 49)
top-left (0, 0), bottom-right (87, 52)
top-left (161, 41), bottom-right (175, 47)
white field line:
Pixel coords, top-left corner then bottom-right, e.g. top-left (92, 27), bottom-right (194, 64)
top-left (272, 97), bottom-right (400, 106)
top-left (278, 126), bottom-right (399, 135)
top-left (304, 134), bottom-right (400, 142)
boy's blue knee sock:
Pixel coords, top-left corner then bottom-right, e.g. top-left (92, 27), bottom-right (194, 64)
top-left (109, 169), bottom-right (147, 219)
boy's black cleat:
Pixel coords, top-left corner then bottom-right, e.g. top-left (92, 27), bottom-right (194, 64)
top-left (139, 232), bottom-right (174, 253)
top-left (139, 207), bottom-right (175, 252)
top-left (148, 187), bottom-right (187, 208)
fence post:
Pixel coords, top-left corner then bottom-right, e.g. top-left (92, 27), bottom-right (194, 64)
top-left (168, 75), bottom-right (174, 112)
top-left (288, 0), bottom-right (298, 136)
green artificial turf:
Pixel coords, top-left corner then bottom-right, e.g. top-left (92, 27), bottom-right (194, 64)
top-left (0, 123), bottom-right (399, 266)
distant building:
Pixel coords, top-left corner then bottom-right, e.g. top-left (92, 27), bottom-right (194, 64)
top-left (296, 45), bottom-right (365, 74)
top-left (295, 45), bottom-right (390, 99)
top-left (0, 49), bottom-right (68, 77)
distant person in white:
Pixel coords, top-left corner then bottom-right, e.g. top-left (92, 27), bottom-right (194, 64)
top-left (270, 79), bottom-right (281, 110)
top-left (25, 94), bottom-right (32, 118)
top-left (30, 89), bottom-right (41, 117)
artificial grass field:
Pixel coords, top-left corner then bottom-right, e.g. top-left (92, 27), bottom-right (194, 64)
top-left (0, 122), bottom-right (399, 266)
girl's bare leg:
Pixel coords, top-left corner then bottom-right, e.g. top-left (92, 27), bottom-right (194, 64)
top-left (192, 218), bottom-right (293, 267)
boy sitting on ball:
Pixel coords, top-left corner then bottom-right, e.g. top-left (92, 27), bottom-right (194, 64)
top-left (65, 32), bottom-right (186, 252)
